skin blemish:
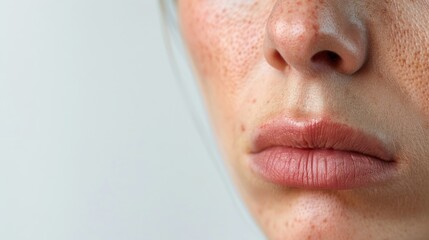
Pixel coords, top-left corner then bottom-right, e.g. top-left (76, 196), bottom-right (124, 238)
top-left (240, 124), bottom-right (246, 132)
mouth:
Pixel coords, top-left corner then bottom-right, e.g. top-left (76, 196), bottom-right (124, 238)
top-left (248, 117), bottom-right (397, 190)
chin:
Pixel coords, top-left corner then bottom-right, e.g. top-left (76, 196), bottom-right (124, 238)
top-left (247, 190), bottom-right (377, 240)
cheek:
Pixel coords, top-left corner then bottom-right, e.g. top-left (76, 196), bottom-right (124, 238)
top-left (378, 2), bottom-right (429, 118)
top-left (179, 1), bottom-right (270, 97)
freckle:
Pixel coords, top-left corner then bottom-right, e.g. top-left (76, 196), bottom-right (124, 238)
top-left (252, 98), bottom-right (257, 104)
top-left (312, 24), bottom-right (319, 32)
top-left (240, 124), bottom-right (246, 132)
top-left (323, 218), bottom-right (327, 223)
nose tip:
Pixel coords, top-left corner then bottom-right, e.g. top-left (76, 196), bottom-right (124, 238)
top-left (264, 1), bottom-right (368, 76)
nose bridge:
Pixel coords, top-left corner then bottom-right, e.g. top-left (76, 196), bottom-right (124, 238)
top-left (265, 0), bottom-right (367, 76)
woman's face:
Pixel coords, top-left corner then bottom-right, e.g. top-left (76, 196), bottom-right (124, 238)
top-left (178, 0), bottom-right (429, 239)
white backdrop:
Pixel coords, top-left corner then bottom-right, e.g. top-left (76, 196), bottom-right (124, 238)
top-left (0, 0), bottom-right (264, 239)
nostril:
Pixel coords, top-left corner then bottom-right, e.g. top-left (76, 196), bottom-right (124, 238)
top-left (266, 49), bottom-right (288, 70)
top-left (273, 51), bottom-right (286, 65)
top-left (311, 50), bottom-right (342, 69)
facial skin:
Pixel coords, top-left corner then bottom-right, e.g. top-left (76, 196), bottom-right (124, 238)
top-left (178, 0), bottom-right (429, 239)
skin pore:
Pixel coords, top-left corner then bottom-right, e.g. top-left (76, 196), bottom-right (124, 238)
top-left (178, 0), bottom-right (429, 239)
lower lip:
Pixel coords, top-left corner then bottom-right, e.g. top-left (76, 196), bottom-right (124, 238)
top-left (250, 147), bottom-right (396, 190)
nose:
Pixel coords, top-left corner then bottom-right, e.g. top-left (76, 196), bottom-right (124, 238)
top-left (264, 1), bottom-right (368, 76)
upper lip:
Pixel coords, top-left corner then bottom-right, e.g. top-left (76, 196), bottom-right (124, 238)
top-left (250, 117), bottom-right (394, 162)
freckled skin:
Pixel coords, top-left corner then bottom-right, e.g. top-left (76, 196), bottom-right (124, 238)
top-left (178, 0), bottom-right (429, 239)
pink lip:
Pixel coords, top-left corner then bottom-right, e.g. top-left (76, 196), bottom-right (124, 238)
top-left (249, 117), bottom-right (397, 190)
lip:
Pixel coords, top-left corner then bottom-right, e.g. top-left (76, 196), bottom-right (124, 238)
top-left (249, 117), bottom-right (397, 190)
